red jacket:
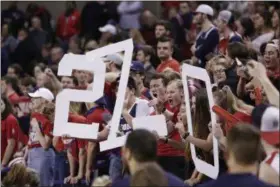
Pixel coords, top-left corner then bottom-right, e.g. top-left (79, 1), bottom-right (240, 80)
top-left (56, 10), bottom-right (80, 40)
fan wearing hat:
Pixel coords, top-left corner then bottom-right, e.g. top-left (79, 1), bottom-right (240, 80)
top-left (26, 87), bottom-right (55, 186)
top-left (251, 104), bottom-right (280, 186)
top-left (99, 24), bottom-right (117, 47)
top-left (216, 10), bottom-right (242, 55)
top-left (192, 4), bottom-right (219, 68)
top-left (130, 61), bottom-right (153, 100)
top-left (108, 76), bottom-right (154, 181)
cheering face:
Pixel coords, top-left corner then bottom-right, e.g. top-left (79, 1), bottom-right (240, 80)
top-left (157, 41), bottom-right (173, 61)
top-left (166, 83), bottom-right (182, 108)
top-left (150, 78), bottom-right (166, 98)
top-left (213, 65), bottom-right (226, 83)
top-left (1, 99), bottom-right (5, 114)
top-left (264, 45), bottom-right (279, 70)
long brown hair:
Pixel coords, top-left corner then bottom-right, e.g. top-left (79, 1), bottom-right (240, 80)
top-left (185, 88), bottom-right (211, 160)
top-left (1, 96), bottom-right (14, 120)
top-left (2, 164), bottom-right (29, 187)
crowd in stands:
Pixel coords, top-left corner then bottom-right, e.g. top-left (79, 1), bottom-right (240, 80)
top-left (1, 1), bottom-right (280, 187)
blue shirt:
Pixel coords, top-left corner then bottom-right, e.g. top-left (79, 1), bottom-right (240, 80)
top-left (112, 171), bottom-right (187, 187)
top-left (197, 173), bottom-right (276, 187)
top-left (195, 26), bottom-right (219, 68)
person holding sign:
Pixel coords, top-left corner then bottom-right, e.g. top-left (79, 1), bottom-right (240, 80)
top-left (109, 76), bottom-right (153, 182)
top-left (26, 88), bottom-right (55, 187)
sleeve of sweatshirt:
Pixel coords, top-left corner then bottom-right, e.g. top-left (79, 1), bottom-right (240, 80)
top-left (117, 2), bottom-right (143, 14)
top-left (194, 29), bottom-right (219, 61)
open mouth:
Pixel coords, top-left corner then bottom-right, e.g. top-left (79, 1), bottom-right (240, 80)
top-left (152, 92), bottom-right (157, 98)
top-left (168, 98), bottom-right (173, 106)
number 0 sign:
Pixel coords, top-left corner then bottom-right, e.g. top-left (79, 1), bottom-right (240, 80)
top-left (181, 64), bottom-right (219, 179)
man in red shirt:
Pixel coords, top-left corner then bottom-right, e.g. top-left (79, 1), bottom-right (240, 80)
top-left (27, 87), bottom-right (55, 187)
top-left (1, 76), bottom-right (20, 105)
top-left (156, 37), bottom-right (180, 73)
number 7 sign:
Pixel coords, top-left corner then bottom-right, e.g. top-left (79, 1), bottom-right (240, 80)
top-left (181, 64), bottom-right (219, 179)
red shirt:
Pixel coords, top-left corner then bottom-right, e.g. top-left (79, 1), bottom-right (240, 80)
top-left (1, 114), bottom-right (21, 161)
top-left (28, 112), bottom-right (53, 149)
top-left (8, 92), bottom-right (20, 105)
top-left (156, 59), bottom-right (180, 73)
top-left (157, 130), bottom-right (185, 156)
top-left (225, 112), bottom-right (252, 133)
top-left (56, 10), bottom-right (80, 41)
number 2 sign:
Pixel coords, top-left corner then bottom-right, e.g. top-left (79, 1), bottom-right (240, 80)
top-left (54, 39), bottom-right (168, 151)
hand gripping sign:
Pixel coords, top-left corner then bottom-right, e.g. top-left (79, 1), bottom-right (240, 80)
top-left (181, 64), bottom-right (219, 179)
top-left (54, 39), bottom-right (167, 152)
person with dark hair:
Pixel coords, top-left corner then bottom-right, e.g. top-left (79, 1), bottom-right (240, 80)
top-left (153, 20), bottom-right (184, 65)
top-left (235, 17), bottom-right (256, 39)
top-left (80, 1), bottom-right (119, 41)
top-left (1, 23), bottom-right (18, 54)
top-left (12, 28), bottom-right (41, 75)
top-left (198, 124), bottom-right (276, 187)
top-left (50, 46), bottom-right (64, 64)
top-left (251, 9), bottom-right (274, 52)
top-left (33, 63), bottom-right (47, 78)
top-left (130, 61), bottom-right (153, 100)
top-left (192, 4), bottom-right (219, 68)
top-left (155, 20), bottom-right (173, 39)
top-left (112, 129), bottom-right (185, 187)
top-left (7, 64), bottom-right (23, 78)
top-left (271, 9), bottom-right (280, 39)
top-left (156, 37), bottom-right (180, 73)
top-left (222, 42), bottom-right (250, 95)
top-left (109, 76), bottom-right (153, 182)
top-left (56, 1), bottom-right (80, 41)
top-left (216, 10), bottom-right (242, 55)
top-left (1, 76), bottom-right (22, 105)
top-left (1, 97), bottom-right (24, 168)
top-left (1, 2), bottom-right (25, 37)
top-left (61, 76), bottom-right (79, 89)
top-left (136, 45), bottom-right (156, 84)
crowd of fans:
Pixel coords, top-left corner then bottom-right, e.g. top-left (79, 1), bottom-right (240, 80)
top-left (1, 1), bottom-right (280, 187)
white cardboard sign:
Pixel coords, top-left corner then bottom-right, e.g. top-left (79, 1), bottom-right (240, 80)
top-left (181, 64), bottom-right (219, 179)
top-left (132, 115), bottom-right (168, 136)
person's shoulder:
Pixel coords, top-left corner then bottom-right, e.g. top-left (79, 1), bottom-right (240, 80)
top-left (6, 114), bottom-right (17, 122)
top-left (166, 172), bottom-right (186, 187)
top-left (111, 176), bottom-right (130, 187)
